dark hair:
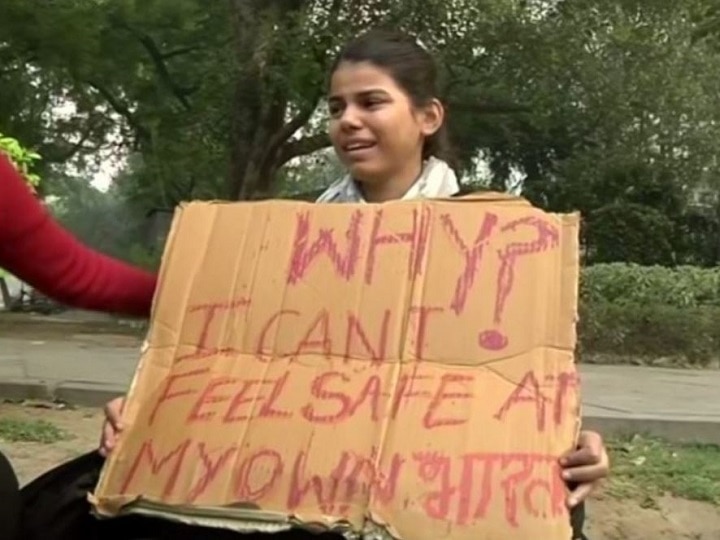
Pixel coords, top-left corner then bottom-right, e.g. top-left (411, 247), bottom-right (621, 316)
top-left (330, 29), bottom-right (457, 170)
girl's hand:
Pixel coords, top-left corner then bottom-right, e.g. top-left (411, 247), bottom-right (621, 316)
top-left (99, 396), bottom-right (126, 458)
top-left (559, 430), bottom-right (610, 507)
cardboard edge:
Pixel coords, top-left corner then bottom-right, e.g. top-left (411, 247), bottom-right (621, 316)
top-left (90, 498), bottom-right (363, 539)
top-left (561, 211), bottom-right (584, 449)
top-left (149, 204), bottom-right (187, 321)
top-left (364, 511), bottom-right (403, 540)
top-left (440, 190), bottom-right (531, 204)
top-left (172, 193), bottom-right (530, 207)
top-left (175, 199), bottom-right (315, 208)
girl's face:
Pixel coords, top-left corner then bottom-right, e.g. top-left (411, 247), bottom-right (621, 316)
top-left (328, 61), bottom-right (442, 197)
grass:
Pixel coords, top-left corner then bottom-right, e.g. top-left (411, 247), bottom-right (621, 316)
top-left (606, 434), bottom-right (720, 506)
top-left (0, 417), bottom-right (70, 443)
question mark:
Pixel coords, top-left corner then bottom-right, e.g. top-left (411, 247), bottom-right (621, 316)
top-left (478, 217), bottom-right (560, 351)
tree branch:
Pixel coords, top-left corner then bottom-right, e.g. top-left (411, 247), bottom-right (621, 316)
top-left (0, 66), bottom-right (19, 77)
top-left (134, 32), bottom-right (194, 110)
top-left (447, 100), bottom-right (532, 115)
top-left (259, 0), bottom-right (342, 166)
top-left (0, 51), bottom-right (39, 77)
top-left (86, 80), bottom-right (150, 143)
top-left (264, 0), bottom-right (340, 164)
top-left (264, 97), bottom-right (320, 164)
top-left (162, 45), bottom-right (202, 60)
top-left (41, 126), bottom-right (97, 163)
top-left (111, 18), bottom-right (194, 110)
top-left (277, 132), bottom-right (331, 166)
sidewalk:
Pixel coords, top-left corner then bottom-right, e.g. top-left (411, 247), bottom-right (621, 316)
top-left (1, 336), bottom-right (719, 443)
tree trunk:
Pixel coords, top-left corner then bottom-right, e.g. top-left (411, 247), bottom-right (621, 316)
top-left (226, 0), bottom-right (336, 200)
top-left (228, 90), bottom-right (290, 200)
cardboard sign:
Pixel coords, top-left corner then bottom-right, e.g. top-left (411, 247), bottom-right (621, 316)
top-left (91, 194), bottom-right (581, 540)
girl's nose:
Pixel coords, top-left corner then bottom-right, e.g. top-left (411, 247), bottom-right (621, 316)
top-left (339, 104), bottom-right (362, 130)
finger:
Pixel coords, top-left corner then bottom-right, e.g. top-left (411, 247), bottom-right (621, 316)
top-left (101, 422), bottom-right (116, 451)
top-left (105, 405), bottom-right (123, 430)
top-left (562, 464), bottom-right (607, 484)
top-left (98, 430), bottom-right (108, 458)
top-left (567, 482), bottom-right (594, 508)
top-left (99, 439), bottom-right (109, 458)
top-left (560, 446), bottom-right (602, 468)
top-left (104, 402), bottom-right (125, 431)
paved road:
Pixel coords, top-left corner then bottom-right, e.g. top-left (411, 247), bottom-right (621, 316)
top-left (1, 335), bottom-right (719, 443)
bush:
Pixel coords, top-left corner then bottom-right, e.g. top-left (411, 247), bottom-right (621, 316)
top-left (0, 133), bottom-right (42, 190)
top-left (578, 263), bottom-right (720, 367)
top-left (579, 301), bottom-right (720, 367)
top-left (580, 263), bottom-right (720, 308)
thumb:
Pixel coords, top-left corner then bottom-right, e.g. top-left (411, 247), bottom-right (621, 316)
top-left (104, 400), bottom-right (125, 431)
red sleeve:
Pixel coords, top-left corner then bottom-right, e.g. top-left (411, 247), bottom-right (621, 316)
top-left (0, 154), bottom-right (158, 317)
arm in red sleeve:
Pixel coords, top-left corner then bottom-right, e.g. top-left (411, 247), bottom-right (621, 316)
top-left (0, 154), bottom-right (157, 317)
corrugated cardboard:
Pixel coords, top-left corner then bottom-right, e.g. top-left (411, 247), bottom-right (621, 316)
top-left (91, 194), bottom-right (582, 539)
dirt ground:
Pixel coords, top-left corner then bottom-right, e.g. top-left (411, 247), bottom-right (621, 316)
top-left (1, 404), bottom-right (719, 539)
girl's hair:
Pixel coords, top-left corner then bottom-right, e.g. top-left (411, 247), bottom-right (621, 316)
top-left (330, 29), bottom-right (457, 169)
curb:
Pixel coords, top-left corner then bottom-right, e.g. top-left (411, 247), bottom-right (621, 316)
top-left (581, 415), bottom-right (720, 446)
top-left (0, 378), bottom-right (124, 408)
top-left (2, 379), bottom-right (719, 445)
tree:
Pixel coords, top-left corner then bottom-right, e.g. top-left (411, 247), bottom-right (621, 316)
top-left (3, 0), bottom-right (720, 273)
top-left (0, 0), bottom-right (532, 205)
top-left (492, 1), bottom-right (720, 264)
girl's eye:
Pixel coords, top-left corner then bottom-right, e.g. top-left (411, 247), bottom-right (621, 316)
top-left (363, 98), bottom-right (384, 109)
top-left (328, 102), bottom-right (344, 118)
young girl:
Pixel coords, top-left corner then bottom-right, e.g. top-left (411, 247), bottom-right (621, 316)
top-left (319, 29), bottom-right (603, 538)
top-left (24, 29), bottom-right (607, 540)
